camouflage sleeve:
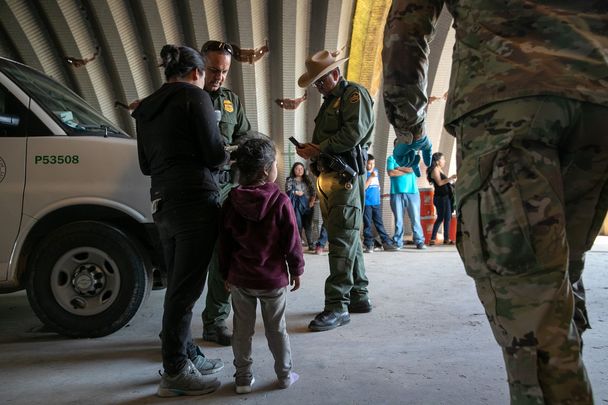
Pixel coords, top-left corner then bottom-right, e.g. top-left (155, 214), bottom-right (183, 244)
top-left (382, 0), bottom-right (443, 137)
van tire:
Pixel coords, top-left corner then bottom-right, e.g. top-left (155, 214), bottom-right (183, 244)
top-left (26, 221), bottom-right (150, 338)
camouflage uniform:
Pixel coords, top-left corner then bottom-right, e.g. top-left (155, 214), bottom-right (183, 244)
top-left (312, 79), bottom-right (374, 312)
top-left (202, 86), bottom-right (251, 336)
top-left (383, 1), bottom-right (608, 403)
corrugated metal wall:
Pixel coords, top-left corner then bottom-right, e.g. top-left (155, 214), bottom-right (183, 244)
top-left (0, 0), bottom-right (456, 239)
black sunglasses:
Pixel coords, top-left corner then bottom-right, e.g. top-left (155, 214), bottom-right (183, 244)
top-left (313, 72), bottom-right (331, 88)
top-left (201, 40), bottom-right (233, 55)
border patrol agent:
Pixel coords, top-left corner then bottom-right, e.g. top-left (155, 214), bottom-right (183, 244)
top-left (383, 1), bottom-right (608, 403)
top-left (296, 50), bottom-right (374, 332)
top-left (200, 40), bottom-right (251, 346)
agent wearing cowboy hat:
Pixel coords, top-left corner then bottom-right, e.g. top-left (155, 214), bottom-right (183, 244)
top-left (200, 40), bottom-right (251, 347)
top-left (296, 50), bottom-right (374, 332)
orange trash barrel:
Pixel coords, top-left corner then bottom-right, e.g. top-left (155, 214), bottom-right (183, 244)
top-left (449, 214), bottom-right (457, 242)
top-left (419, 188), bottom-right (434, 217)
top-left (420, 215), bottom-right (436, 244)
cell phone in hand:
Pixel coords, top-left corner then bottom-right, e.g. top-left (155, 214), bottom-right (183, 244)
top-left (288, 136), bottom-right (303, 148)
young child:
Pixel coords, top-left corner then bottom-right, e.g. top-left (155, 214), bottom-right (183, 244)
top-left (393, 130), bottom-right (432, 177)
top-left (363, 155), bottom-right (397, 252)
top-left (219, 136), bottom-right (304, 394)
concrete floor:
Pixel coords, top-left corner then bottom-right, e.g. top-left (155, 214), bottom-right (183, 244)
top-left (1, 238), bottom-right (607, 405)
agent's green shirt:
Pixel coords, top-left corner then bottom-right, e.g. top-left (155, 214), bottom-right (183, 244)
top-left (208, 87), bottom-right (251, 145)
top-left (382, 0), bottom-right (608, 135)
top-left (312, 79), bottom-right (374, 154)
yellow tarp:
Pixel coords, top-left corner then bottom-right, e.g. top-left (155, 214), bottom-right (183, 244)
top-left (346, 0), bottom-right (392, 97)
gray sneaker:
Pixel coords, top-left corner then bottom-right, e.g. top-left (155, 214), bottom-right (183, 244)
top-left (191, 354), bottom-right (224, 375)
top-left (382, 243), bottom-right (399, 251)
top-left (157, 359), bottom-right (221, 397)
top-left (363, 245), bottom-right (374, 253)
top-left (235, 376), bottom-right (255, 394)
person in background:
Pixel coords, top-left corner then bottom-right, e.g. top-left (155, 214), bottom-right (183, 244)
top-left (134, 44), bottom-right (227, 397)
top-left (314, 224), bottom-right (329, 255)
top-left (286, 162), bottom-right (317, 251)
top-left (426, 152), bottom-right (456, 245)
top-left (383, 1), bottom-right (608, 403)
top-left (387, 139), bottom-right (427, 250)
top-left (220, 136), bottom-right (303, 394)
top-left (200, 40), bottom-right (252, 347)
top-left (296, 50), bottom-right (374, 331)
top-left (363, 154), bottom-right (397, 252)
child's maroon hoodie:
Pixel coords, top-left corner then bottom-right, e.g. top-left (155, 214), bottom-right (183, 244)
top-left (219, 181), bottom-right (304, 289)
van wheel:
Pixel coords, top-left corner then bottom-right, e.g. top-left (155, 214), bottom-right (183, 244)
top-left (26, 221), bottom-right (150, 338)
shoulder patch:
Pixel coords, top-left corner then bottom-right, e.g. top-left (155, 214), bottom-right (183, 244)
top-left (349, 91), bottom-right (360, 104)
top-left (223, 99), bottom-right (234, 113)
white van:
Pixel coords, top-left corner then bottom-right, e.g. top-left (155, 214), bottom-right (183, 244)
top-left (0, 57), bottom-right (164, 338)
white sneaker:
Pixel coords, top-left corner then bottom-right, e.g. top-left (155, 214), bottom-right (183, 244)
top-left (157, 359), bottom-right (220, 397)
top-left (235, 376), bottom-right (255, 394)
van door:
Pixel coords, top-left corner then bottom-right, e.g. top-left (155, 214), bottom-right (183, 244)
top-left (0, 82), bottom-right (28, 280)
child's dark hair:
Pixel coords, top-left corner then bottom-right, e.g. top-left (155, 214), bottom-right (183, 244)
top-left (426, 152), bottom-right (443, 184)
top-left (367, 154), bottom-right (375, 161)
top-left (159, 45), bottom-right (205, 81)
top-left (289, 162), bottom-right (314, 190)
top-left (235, 135), bottom-right (276, 185)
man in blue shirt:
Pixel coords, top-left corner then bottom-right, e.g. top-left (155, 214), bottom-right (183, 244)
top-left (363, 155), bottom-right (396, 252)
top-left (387, 140), bottom-right (426, 249)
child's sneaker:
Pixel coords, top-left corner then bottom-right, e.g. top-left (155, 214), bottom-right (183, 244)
top-left (278, 372), bottom-right (300, 389)
top-left (235, 376), bottom-right (255, 394)
top-left (157, 359), bottom-right (221, 397)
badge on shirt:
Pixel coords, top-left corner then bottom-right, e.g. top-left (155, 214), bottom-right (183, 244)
top-left (349, 91), bottom-right (360, 104)
top-left (332, 98), bottom-right (341, 109)
top-left (223, 100), bottom-right (234, 113)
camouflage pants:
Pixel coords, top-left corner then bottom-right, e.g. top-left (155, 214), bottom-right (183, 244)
top-left (454, 96), bottom-right (608, 404)
top-left (317, 171), bottom-right (369, 312)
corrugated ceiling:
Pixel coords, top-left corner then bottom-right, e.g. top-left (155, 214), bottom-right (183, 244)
top-left (0, 0), bottom-right (455, 194)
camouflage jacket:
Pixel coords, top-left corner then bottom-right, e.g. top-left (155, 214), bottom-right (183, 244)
top-left (313, 79), bottom-right (374, 153)
top-left (382, 0), bottom-right (608, 136)
top-left (208, 87), bottom-right (251, 145)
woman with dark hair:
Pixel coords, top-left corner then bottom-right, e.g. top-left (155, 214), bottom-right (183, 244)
top-left (426, 152), bottom-right (457, 245)
top-left (285, 162), bottom-right (316, 251)
top-left (133, 44), bottom-right (228, 397)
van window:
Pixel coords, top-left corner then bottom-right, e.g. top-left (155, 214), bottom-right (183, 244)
top-left (0, 84), bottom-right (51, 137)
top-left (0, 58), bottom-right (128, 138)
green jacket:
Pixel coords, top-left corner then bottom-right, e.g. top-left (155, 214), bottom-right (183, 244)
top-left (208, 87), bottom-right (251, 145)
top-left (382, 0), bottom-right (608, 136)
top-left (313, 79), bottom-right (374, 154)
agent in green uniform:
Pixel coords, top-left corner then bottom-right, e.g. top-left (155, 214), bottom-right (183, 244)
top-left (200, 40), bottom-right (251, 346)
top-left (296, 50), bottom-right (374, 332)
top-left (383, 2), bottom-right (608, 403)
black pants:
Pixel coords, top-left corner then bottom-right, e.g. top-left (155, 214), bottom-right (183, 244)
top-left (431, 194), bottom-right (452, 240)
top-left (153, 193), bottom-right (220, 374)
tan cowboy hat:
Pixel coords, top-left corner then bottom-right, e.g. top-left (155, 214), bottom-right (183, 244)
top-left (298, 50), bottom-right (348, 88)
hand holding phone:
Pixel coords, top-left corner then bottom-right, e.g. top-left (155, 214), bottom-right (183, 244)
top-left (288, 136), bottom-right (302, 148)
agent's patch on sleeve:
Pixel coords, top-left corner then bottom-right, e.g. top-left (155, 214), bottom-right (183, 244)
top-left (223, 99), bottom-right (234, 113)
top-left (349, 91), bottom-right (360, 104)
